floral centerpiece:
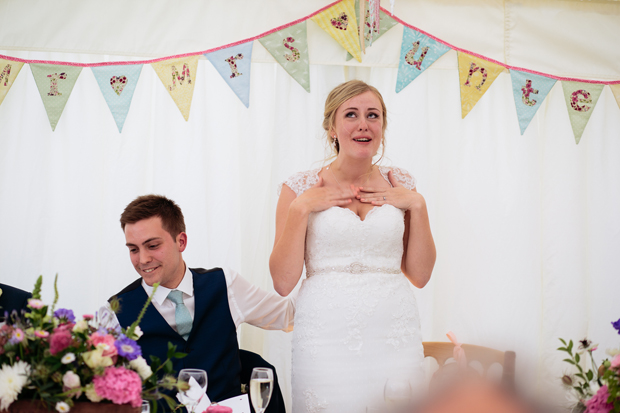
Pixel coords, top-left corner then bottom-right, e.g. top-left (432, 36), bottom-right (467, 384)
top-left (558, 317), bottom-right (620, 413)
top-left (0, 276), bottom-right (186, 412)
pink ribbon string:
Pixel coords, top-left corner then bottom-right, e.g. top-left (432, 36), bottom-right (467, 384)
top-left (446, 331), bottom-right (467, 369)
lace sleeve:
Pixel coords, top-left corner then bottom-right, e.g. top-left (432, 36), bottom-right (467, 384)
top-left (379, 166), bottom-right (417, 190)
top-left (278, 168), bottom-right (321, 197)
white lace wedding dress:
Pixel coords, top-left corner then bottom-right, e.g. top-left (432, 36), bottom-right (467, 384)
top-left (283, 166), bottom-right (424, 413)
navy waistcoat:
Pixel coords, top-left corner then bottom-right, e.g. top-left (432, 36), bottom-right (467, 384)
top-left (112, 268), bottom-right (241, 404)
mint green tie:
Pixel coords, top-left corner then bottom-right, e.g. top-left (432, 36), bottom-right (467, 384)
top-left (167, 290), bottom-right (192, 340)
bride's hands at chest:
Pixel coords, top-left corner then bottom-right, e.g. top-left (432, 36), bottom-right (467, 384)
top-left (358, 170), bottom-right (425, 212)
top-left (290, 176), bottom-right (359, 215)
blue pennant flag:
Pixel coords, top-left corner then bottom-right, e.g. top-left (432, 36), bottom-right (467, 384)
top-left (91, 64), bottom-right (143, 132)
top-left (396, 27), bottom-right (450, 93)
top-left (510, 70), bottom-right (556, 135)
top-left (205, 41), bottom-right (254, 108)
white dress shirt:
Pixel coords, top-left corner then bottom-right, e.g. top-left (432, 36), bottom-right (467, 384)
top-left (100, 264), bottom-right (295, 333)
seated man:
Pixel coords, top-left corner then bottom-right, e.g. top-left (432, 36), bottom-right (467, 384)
top-left (0, 283), bottom-right (32, 322)
top-left (105, 195), bottom-right (294, 411)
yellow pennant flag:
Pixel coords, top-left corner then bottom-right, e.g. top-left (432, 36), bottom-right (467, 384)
top-left (457, 53), bottom-right (505, 118)
top-left (0, 59), bottom-right (24, 106)
top-left (311, 0), bottom-right (362, 62)
top-left (151, 56), bottom-right (200, 121)
top-left (610, 84), bottom-right (620, 111)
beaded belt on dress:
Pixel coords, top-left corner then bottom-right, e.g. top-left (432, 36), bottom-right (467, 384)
top-left (305, 261), bottom-right (401, 277)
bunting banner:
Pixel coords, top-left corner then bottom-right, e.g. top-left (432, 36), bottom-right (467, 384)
top-left (345, 0), bottom-right (398, 61)
top-left (258, 21), bottom-right (310, 92)
top-left (0, 59), bottom-right (24, 107)
top-left (204, 41), bottom-right (253, 108)
top-left (509, 70), bottom-right (557, 135)
top-left (395, 27), bottom-right (450, 93)
top-left (30, 64), bottom-right (82, 131)
top-left (91, 64), bottom-right (143, 132)
top-left (561, 81), bottom-right (605, 144)
top-left (151, 56), bottom-right (200, 121)
top-left (610, 84), bottom-right (620, 110)
top-left (311, 0), bottom-right (362, 63)
top-left (457, 52), bottom-right (505, 119)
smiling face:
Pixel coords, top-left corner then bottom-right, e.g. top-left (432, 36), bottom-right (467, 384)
top-left (331, 91), bottom-right (384, 160)
top-left (124, 216), bottom-right (187, 289)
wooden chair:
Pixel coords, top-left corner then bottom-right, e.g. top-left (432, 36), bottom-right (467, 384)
top-left (423, 342), bottom-right (516, 390)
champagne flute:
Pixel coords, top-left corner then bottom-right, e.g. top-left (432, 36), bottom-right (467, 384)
top-left (249, 367), bottom-right (274, 413)
top-left (384, 378), bottom-right (412, 412)
top-left (178, 368), bottom-right (208, 413)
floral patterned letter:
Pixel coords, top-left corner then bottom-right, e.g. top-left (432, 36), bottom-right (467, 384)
top-left (169, 64), bottom-right (192, 91)
top-left (521, 80), bottom-right (539, 106)
top-left (464, 62), bottom-right (488, 91)
top-left (570, 89), bottom-right (592, 112)
top-left (0, 64), bottom-right (11, 87)
top-left (405, 41), bottom-right (429, 70)
top-left (283, 37), bottom-right (301, 62)
top-left (47, 73), bottom-right (67, 96)
top-left (225, 54), bottom-right (244, 79)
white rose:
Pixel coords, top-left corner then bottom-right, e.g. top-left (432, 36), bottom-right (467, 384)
top-left (85, 384), bottom-right (103, 403)
top-left (62, 371), bottom-right (80, 389)
top-left (72, 320), bottom-right (88, 333)
top-left (129, 356), bottom-right (153, 379)
top-left (55, 401), bottom-right (70, 412)
top-left (133, 326), bottom-right (144, 339)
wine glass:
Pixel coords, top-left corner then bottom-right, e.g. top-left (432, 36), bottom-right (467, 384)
top-left (249, 367), bottom-right (274, 413)
top-left (384, 378), bottom-right (412, 412)
top-left (178, 368), bottom-right (208, 413)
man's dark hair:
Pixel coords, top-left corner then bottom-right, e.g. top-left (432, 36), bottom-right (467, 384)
top-left (120, 195), bottom-right (186, 240)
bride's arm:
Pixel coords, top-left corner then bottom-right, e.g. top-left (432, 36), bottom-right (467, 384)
top-left (270, 178), bottom-right (358, 296)
top-left (269, 185), bottom-right (310, 296)
top-left (401, 188), bottom-right (436, 288)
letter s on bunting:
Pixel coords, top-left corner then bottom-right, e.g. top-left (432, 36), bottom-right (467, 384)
top-left (283, 37), bottom-right (301, 62)
top-left (521, 80), bottom-right (539, 107)
top-left (570, 89), bottom-right (592, 112)
top-left (405, 41), bottom-right (430, 70)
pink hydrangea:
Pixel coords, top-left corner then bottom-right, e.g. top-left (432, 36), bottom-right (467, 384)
top-left (585, 385), bottom-right (614, 413)
top-left (50, 324), bottom-right (75, 355)
top-left (93, 366), bottom-right (142, 407)
top-left (88, 332), bottom-right (118, 358)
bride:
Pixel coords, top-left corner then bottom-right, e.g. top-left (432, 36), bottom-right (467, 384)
top-left (270, 80), bottom-right (436, 412)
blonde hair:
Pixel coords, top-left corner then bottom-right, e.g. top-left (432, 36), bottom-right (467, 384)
top-left (322, 80), bottom-right (388, 160)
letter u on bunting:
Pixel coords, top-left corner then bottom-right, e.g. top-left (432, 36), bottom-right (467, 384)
top-left (345, 0), bottom-right (398, 61)
top-left (204, 41), bottom-right (254, 108)
top-left (258, 21), bottom-right (310, 92)
top-left (561, 81), bottom-right (605, 144)
top-left (311, 0), bottom-right (362, 62)
top-left (509, 70), bottom-right (556, 135)
top-left (395, 27), bottom-right (450, 93)
top-left (151, 56), bottom-right (200, 121)
top-left (91, 64), bottom-right (143, 132)
top-left (0, 59), bottom-right (24, 107)
top-left (30, 64), bottom-right (82, 131)
top-left (457, 53), bottom-right (505, 119)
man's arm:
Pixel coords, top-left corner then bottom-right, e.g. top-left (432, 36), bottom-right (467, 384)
top-left (224, 268), bottom-right (295, 332)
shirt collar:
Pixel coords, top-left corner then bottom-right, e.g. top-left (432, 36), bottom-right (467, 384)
top-left (141, 263), bottom-right (194, 305)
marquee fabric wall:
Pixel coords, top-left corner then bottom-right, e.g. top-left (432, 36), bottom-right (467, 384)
top-left (1, 0), bottom-right (620, 409)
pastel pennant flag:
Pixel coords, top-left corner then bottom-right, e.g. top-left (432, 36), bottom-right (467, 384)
top-left (151, 56), bottom-right (200, 121)
top-left (258, 21), bottom-right (310, 92)
top-left (509, 70), bottom-right (556, 135)
top-left (561, 81), bottom-right (605, 144)
top-left (0, 59), bottom-right (24, 106)
top-left (311, 0), bottom-right (362, 62)
top-left (30, 64), bottom-right (82, 131)
top-left (91, 64), bottom-right (143, 132)
top-left (345, 0), bottom-right (398, 61)
top-left (609, 84), bottom-right (620, 111)
top-left (204, 41), bottom-right (253, 108)
top-left (457, 53), bottom-right (505, 119)
top-left (395, 27), bottom-right (450, 93)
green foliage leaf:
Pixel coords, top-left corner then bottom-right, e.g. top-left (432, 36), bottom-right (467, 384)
top-left (586, 370), bottom-right (593, 381)
top-left (568, 340), bottom-right (573, 353)
top-left (173, 352), bottom-right (187, 359)
top-left (559, 338), bottom-right (567, 345)
top-left (575, 353), bottom-right (580, 364)
top-left (564, 358), bottom-right (575, 365)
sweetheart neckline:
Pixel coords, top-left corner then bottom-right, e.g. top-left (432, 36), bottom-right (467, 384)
top-left (326, 204), bottom-right (400, 222)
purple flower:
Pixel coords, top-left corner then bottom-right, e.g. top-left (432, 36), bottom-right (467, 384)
top-left (612, 318), bottom-right (620, 334)
top-left (54, 308), bottom-right (76, 324)
top-left (114, 335), bottom-right (141, 361)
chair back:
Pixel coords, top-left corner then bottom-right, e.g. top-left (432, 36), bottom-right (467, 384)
top-left (422, 342), bottom-right (516, 389)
